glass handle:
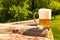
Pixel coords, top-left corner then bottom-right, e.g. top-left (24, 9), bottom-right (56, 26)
top-left (33, 12), bottom-right (39, 26)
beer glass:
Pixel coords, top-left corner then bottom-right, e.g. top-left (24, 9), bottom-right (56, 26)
top-left (34, 8), bottom-right (52, 28)
top-left (34, 8), bottom-right (53, 40)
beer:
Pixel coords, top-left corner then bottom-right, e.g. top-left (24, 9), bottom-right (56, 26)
top-left (39, 19), bottom-right (51, 26)
top-left (38, 8), bottom-right (51, 26)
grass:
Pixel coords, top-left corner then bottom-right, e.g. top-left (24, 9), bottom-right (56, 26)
top-left (51, 15), bottom-right (60, 40)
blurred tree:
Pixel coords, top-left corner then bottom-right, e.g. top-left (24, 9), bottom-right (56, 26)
top-left (48, 0), bottom-right (60, 19)
top-left (0, 0), bottom-right (60, 22)
top-left (33, 0), bottom-right (50, 12)
top-left (0, 0), bottom-right (32, 22)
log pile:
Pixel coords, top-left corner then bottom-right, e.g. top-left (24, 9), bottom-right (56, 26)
top-left (0, 19), bottom-right (51, 40)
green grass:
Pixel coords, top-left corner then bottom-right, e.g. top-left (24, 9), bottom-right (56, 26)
top-left (51, 15), bottom-right (60, 40)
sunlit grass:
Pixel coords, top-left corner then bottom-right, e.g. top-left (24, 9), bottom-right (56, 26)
top-left (51, 15), bottom-right (60, 40)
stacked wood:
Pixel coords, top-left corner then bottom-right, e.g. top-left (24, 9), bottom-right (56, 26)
top-left (0, 34), bottom-right (50, 40)
top-left (0, 19), bottom-right (51, 40)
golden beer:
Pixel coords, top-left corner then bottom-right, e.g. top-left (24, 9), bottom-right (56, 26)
top-left (39, 19), bottom-right (51, 26)
top-left (38, 9), bottom-right (51, 26)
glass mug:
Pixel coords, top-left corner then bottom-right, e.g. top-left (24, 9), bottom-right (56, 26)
top-left (34, 8), bottom-right (52, 29)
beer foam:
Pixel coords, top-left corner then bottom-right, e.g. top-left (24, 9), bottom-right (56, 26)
top-left (38, 8), bottom-right (52, 19)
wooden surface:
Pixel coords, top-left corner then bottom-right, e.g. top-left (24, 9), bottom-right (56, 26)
top-left (0, 34), bottom-right (50, 40)
top-left (0, 19), bottom-right (51, 40)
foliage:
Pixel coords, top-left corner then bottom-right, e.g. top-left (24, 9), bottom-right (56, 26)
top-left (48, 0), bottom-right (60, 19)
top-left (48, 1), bottom-right (60, 10)
top-left (0, 0), bottom-right (32, 22)
top-left (0, 0), bottom-right (60, 22)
